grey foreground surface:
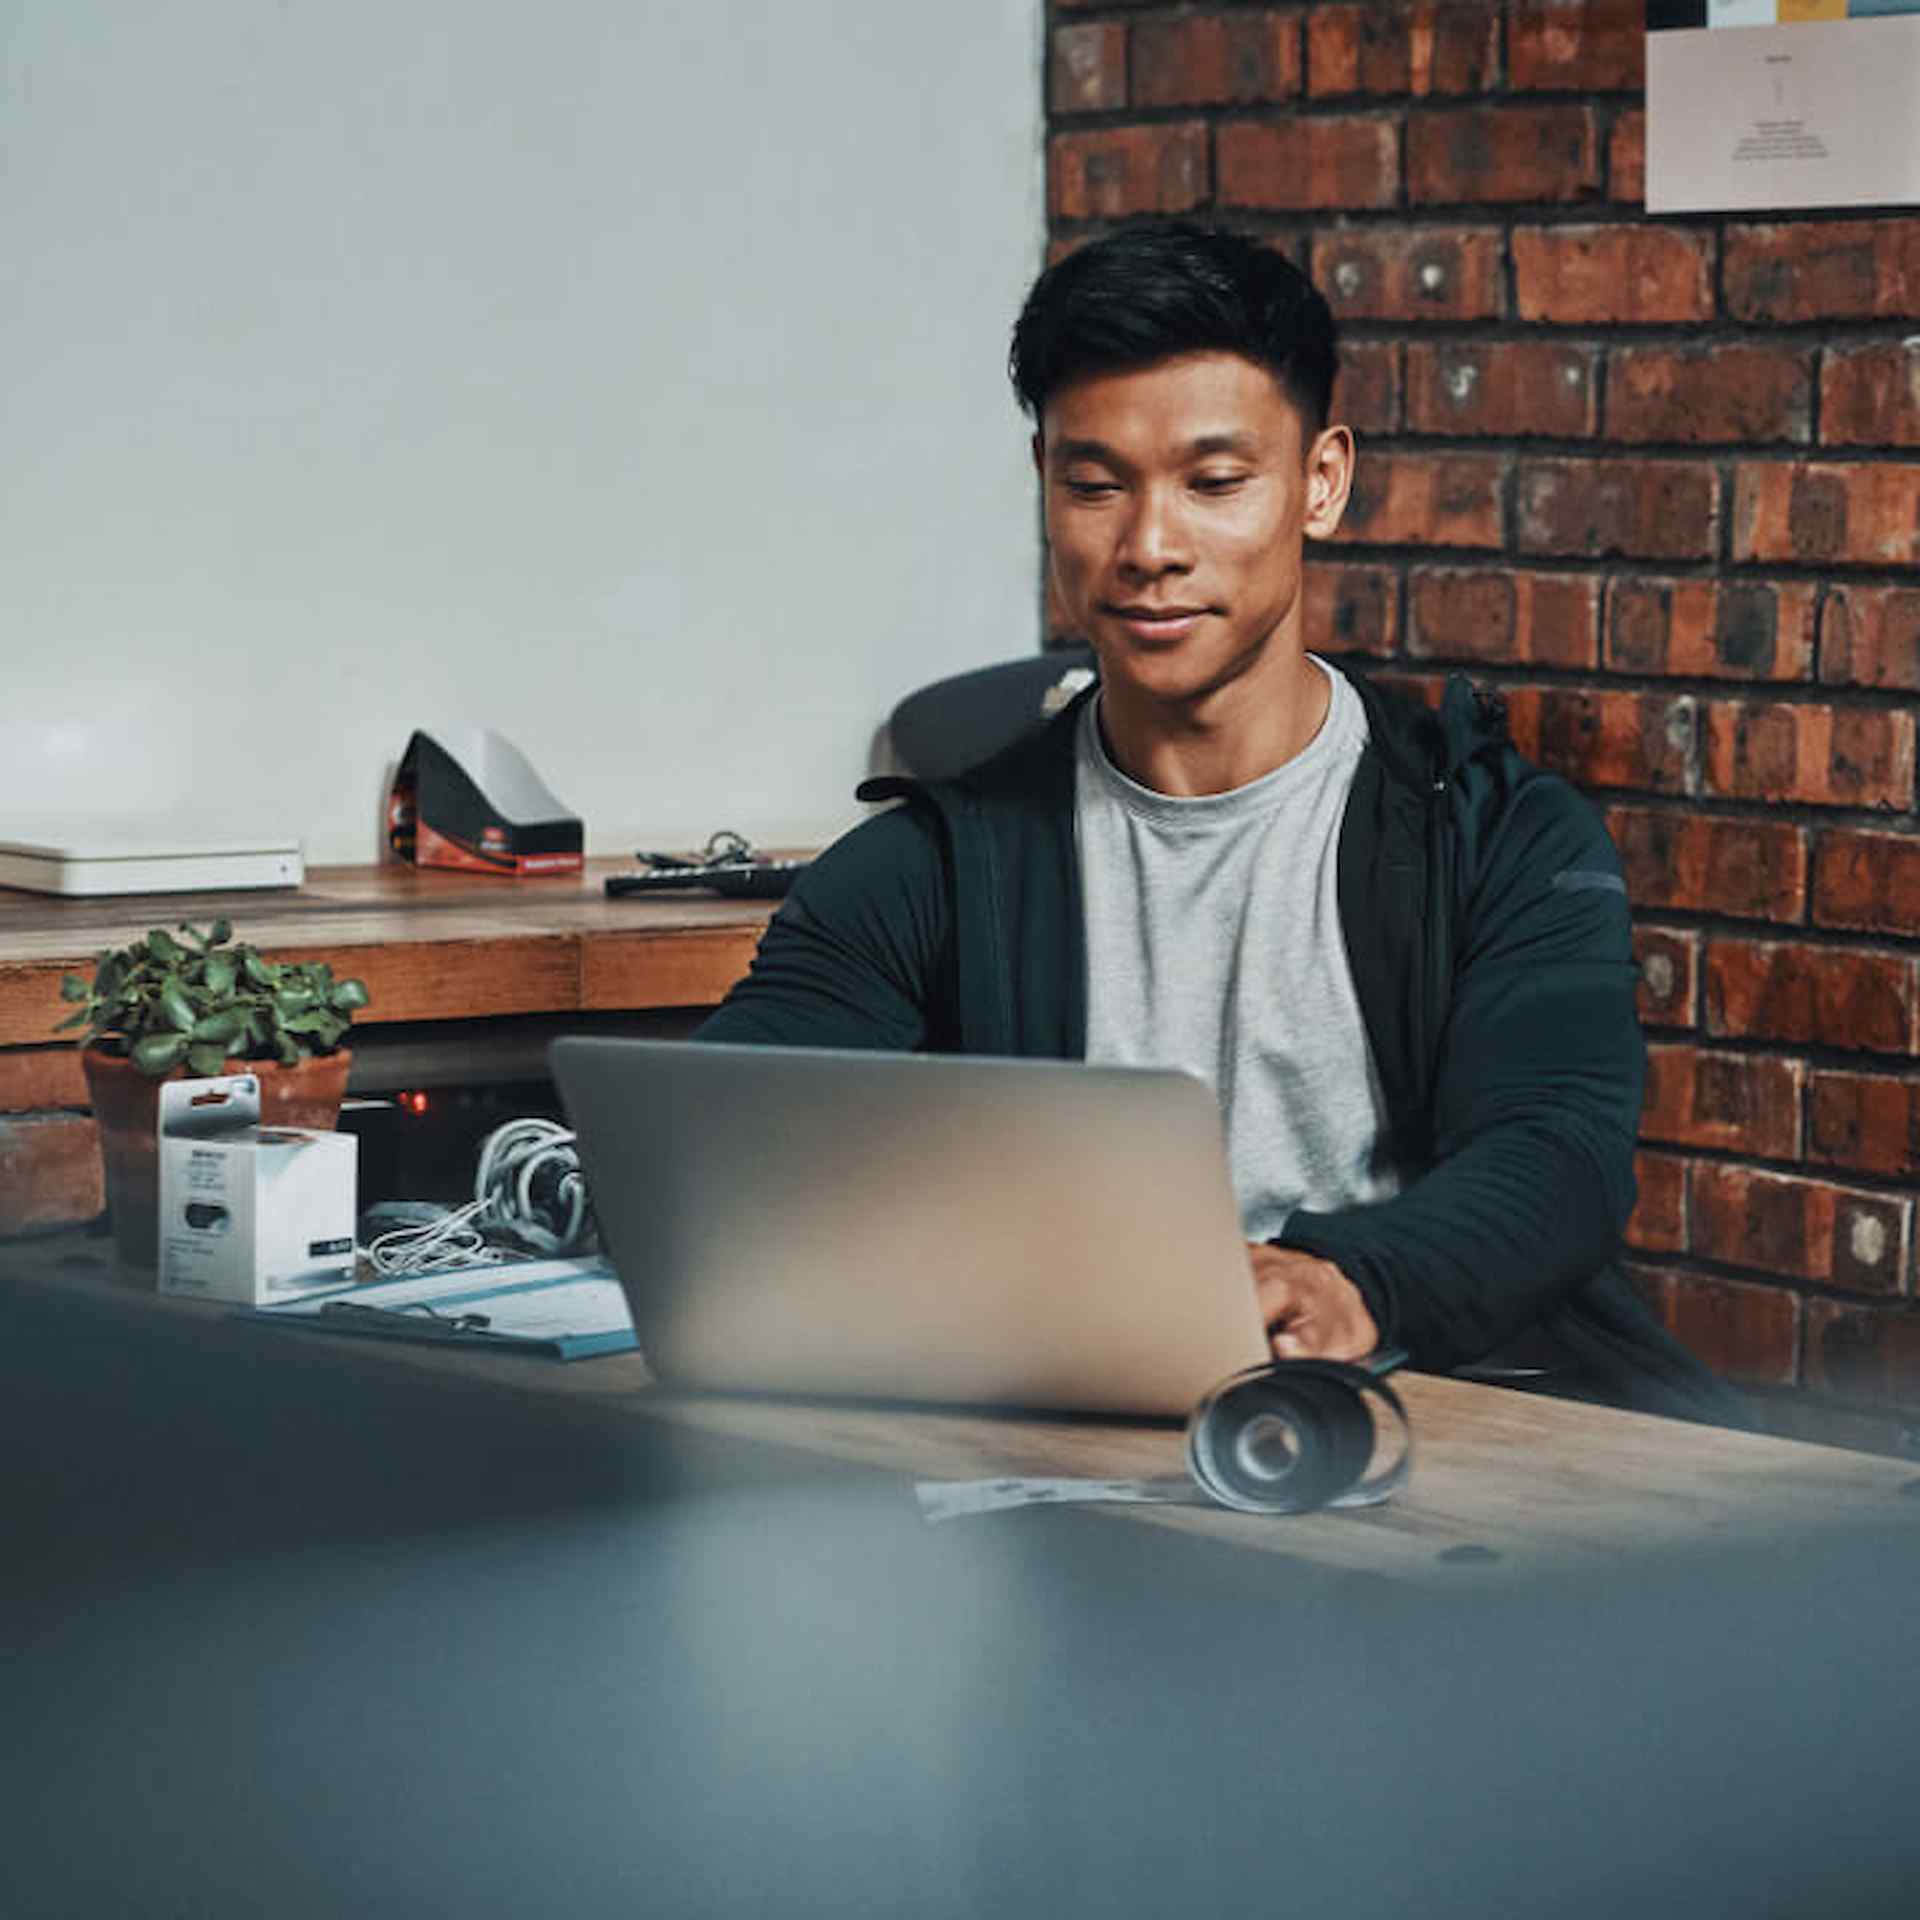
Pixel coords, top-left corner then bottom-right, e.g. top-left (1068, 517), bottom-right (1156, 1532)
top-left (5, 1259), bottom-right (1916, 1919)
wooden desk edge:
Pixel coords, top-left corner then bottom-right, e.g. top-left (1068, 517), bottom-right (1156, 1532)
top-left (0, 856), bottom-right (783, 1048)
top-left (8, 1237), bottom-right (1915, 1586)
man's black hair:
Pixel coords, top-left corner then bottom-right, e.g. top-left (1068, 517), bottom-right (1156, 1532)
top-left (1010, 219), bottom-right (1340, 433)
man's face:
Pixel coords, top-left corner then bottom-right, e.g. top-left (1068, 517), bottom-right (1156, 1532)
top-left (1036, 351), bottom-right (1351, 713)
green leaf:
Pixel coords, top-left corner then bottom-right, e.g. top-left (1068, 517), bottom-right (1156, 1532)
top-left (146, 928), bottom-right (182, 964)
top-left (157, 984), bottom-right (196, 1033)
top-left (53, 1008), bottom-right (91, 1033)
top-left (279, 1009), bottom-right (331, 1035)
top-left (186, 1042), bottom-right (230, 1076)
top-left (243, 953), bottom-right (275, 987)
top-left (331, 978), bottom-right (370, 1012)
top-left (209, 918), bottom-right (232, 947)
top-left (203, 952), bottom-right (237, 996)
top-left (131, 1032), bottom-right (190, 1076)
top-left (176, 923), bottom-right (208, 953)
top-left (191, 1008), bottom-right (247, 1047)
top-left (276, 1036), bottom-right (299, 1067)
top-left (59, 973), bottom-right (90, 1002)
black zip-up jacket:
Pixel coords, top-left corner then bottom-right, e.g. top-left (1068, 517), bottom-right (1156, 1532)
top-left (701, 665), bottom-right (1745, 1426)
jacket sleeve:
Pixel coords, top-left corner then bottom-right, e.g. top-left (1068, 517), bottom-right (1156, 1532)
top-left (695, 802), bottom-right (950, 1051)
top-left (1276, 767), bottom-right (1645, 1371)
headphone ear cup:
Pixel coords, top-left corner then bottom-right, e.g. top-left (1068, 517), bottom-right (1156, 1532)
top-left (1283, 1373), bottom-right (1375, 1494)
top-left (1186, 1367), bottom-right (1376, 1514)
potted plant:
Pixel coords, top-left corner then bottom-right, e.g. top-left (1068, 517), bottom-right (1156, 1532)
top-left (59, 919), bottom-right (370, 1270)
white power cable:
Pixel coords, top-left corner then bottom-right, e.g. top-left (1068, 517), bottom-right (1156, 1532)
top-left (364, 1115), bottom-right (594, 1276)
top-left (365, 1198), bottom-right (502, 1277)
top-left (474, 1117), bottom-right (590, 1256)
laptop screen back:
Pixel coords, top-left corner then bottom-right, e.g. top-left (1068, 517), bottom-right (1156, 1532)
top-left (551, 1038), bottom-right (1269, 1417)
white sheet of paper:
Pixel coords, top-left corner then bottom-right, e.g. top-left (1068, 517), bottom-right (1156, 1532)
top-left (1648, 15), bottom-right (1920, 213)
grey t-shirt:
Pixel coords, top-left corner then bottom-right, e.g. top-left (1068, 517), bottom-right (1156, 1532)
top-left (1076, 658), bottom-right (1401, 1243)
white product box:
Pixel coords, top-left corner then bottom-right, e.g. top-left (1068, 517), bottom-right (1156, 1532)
top-left (157, 1074), bottom-right (357, 1304)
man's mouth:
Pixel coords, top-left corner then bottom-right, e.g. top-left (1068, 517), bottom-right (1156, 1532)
top-left (1105, 604), bottom-right (1212, 639)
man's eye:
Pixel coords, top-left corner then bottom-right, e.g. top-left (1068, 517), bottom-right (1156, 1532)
top-left (1063, 477), bottom-right (1120, 499)
top-left (1193, 471), bottom-right (1249, 494)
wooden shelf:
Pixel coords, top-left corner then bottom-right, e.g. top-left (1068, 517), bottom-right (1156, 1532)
top-left (0, 857), bottom-right (779, 1108)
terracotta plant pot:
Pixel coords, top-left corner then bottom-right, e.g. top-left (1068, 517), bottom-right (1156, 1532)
top-left (82, 1047), bottom-right (353, 1274)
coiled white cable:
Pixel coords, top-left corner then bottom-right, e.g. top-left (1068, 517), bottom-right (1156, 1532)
top-left (365, 1115), bottom-right (594, 1276)
top-left (473, 1117), bottom-right (591, 1256)
top-left (366, 1198), bottom-right (502, 1277)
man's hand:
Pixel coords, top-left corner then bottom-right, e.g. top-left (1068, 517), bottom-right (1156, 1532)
top-left (1247, 1244), bottom-right (1378, 1363)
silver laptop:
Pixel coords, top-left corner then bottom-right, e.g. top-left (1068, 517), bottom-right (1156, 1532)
top-left (550, 1037), bottom-right (1269, 1417)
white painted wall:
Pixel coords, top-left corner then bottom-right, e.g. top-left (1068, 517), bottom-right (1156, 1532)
top-left (0, 1), bottom-right (1044, 862)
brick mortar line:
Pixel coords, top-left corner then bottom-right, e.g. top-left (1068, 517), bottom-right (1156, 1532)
top-left (1644, 1047), bottom-right (1920, 1076)
top-left (1326, 549), bottom-right (1920, 596)
top-left (1385, 664), bottom-right (1920, 712)
top-left (1324, 549), bottom-right (1912, 582)
top-left (1049, 189), bottom-right (1655, 222)
top-left (1681, 447), bottom-right (1920, 466)
top-left (1357, 436), bottom-right (1863, 456)
top-left (1296, 208), bottom-right (1857, 229)
top-left (1614, 796), bottom-right (1920, 827)
top-left (1337, 326), bottom-right (1920, 345)
top-left (1641, 1041), bottom-right (1920, 1078)
top-left (1047, 103), bottom-right (1647, 130)
top-left (1635, 925), bottom-right (1920, 960)
top-left (1344, 435), bottom-right (1920, 461)
top-left (1621, 801), bottom-right (1920, 836)
top-left (1052, 202), bottom-right (1661, 224)
top-left (1342, 327), bottom-right (1871, 353)
top-left (1051, 199), bottom-right (1912, 236)
top-left (1642, 1027), bottom-right (1920, 1068)
top-left (1608, 791), bottom-right (1920, 829)
top-left (1336, 560), bottom-right (1920, 595)
top-left (1635, 917), bottom-right (1920, 954)
top-left (1345, 331), bottom-right (1914, 351)
top-left (1626, 1249), bottom-right (1918, 1311)
top-left (1629, 1136), bottom-right (1920, 1190)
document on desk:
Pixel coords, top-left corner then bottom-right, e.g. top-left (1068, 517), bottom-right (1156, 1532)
top-left (241, 1255), bottom-right (638, 1360)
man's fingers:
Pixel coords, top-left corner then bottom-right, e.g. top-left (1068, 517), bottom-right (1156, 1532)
top-left (1249, 1244), bottom-right (1379, 1363)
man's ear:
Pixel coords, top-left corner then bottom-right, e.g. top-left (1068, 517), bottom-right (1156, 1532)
top-left (1302, 424), bottom-right (1356, 542)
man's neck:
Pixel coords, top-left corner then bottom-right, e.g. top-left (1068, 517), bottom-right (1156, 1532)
top-left (1098, 651), bottom-right (1332, 798)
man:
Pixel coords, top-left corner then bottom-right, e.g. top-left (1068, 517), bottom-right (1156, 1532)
top-left (701, 220), bottom-right (1740, 1425)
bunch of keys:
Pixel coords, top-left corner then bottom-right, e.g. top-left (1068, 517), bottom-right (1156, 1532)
top-left (604, 830), bottom-right (807, 900)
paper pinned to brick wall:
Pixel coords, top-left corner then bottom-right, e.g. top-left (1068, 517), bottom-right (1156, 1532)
top-left (1646, 6), bottom-right (1920, 213)
top-left (387, 728), bottom-right (584, 876)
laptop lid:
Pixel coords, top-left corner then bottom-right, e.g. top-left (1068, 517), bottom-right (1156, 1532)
top-left (550, 1037), bottom-right (1270, 1417)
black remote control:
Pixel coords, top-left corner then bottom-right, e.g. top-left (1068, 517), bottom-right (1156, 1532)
top-left (605, 859), bottom-right (806, 900)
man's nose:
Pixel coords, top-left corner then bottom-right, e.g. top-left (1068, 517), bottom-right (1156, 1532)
top-left (1116, 486), bottom-right (1191, 576)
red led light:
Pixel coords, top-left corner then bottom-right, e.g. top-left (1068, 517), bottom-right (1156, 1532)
top-left (398, 1090), bottom-right (430, 1115)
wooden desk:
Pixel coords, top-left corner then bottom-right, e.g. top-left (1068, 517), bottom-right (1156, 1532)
top-left (11, 1232), bottom-right (1913, 1584)
top-left (0, 857), bottom-right (778, 1110)
top-left (10, 1232), bottom-right (1920, 1917)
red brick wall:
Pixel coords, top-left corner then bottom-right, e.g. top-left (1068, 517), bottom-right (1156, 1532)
top-left (1045, 0), bottom-right (1920, 1419)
